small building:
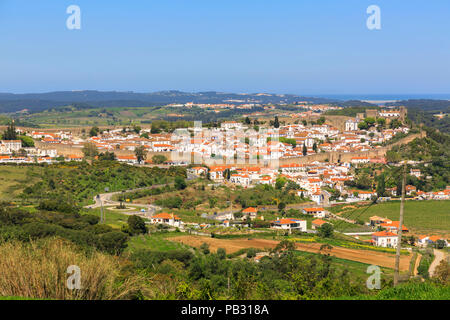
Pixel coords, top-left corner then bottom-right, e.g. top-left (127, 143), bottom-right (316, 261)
top-left (417, 235), bottom-right (449, 248)
top-left (242, 207), bottom-right (258, 220)
top-left (302, 207), bottom-right (326, 218)
top-left (372, 231), bottom-right (398, 248)
top-left (380, 221), bottom-right (408, 233)
top-left (405, 185), bottom-right (417, 196)
top-left (311, 219), bottom-right (328, 230)
top-left (271, 218), bottom-right (307, 232)
top-left (150, 212), bottom-right (183, 228)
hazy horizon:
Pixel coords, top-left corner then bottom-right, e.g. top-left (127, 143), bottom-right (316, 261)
top-left (1, 1), bottom-right (450, 94)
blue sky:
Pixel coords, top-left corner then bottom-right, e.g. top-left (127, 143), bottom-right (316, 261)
top-left (0, 0), bottom-right (449, 94)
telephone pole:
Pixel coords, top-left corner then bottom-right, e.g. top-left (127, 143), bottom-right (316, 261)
top-left (394, 162), bottom-right (407, 286)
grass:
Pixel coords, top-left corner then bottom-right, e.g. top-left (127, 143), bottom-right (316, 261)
top-left (341, 281), bottom-right (450, 300)
top-left (294, 250), bottom-right (395, 278)
top-left (0, 238), bottom-right (144, 300)
top-left (82, 208), bottom-right (130, 229)
top-left (0, 165), bottom-right (43, 200)
top-left (126, 232), bottom-right (189, 253)
top-left (337, 200), bottom-right (450, 236)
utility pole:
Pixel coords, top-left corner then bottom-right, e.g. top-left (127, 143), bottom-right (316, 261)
top-left (394, 162), bottom-right (407, 286)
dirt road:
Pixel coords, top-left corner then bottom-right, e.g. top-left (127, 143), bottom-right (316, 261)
top-left (429, 249), bottom-right (447, 277)
top-left (170, 235), bottom-right (411, 271)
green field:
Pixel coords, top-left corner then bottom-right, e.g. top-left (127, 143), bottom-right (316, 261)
top-left (294, 250), bottom-right (395, 278)
top-left (82, 208), bottom-right (130, 229)
top-left (0, 165), bottom-right (43, 200)
top-left (337, 201), bottom-right (450, 236)
top-left (126, 232), bottom-right (189, 253)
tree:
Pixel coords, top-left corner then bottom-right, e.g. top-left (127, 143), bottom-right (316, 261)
top-left (434, 260), bottom-right (450, 285)
top-left (133, 125), bottom-right (141, 134)
top-left (317, 117), bottom-right (326, 125)
top-left (275, 176), bottom-right (287, 189)
top-left (89, 126), bottom-right (100, 137)
top-left (175, 176), bottom-right (187, 190)
top-left (274, 116), bottom-right (280, 128)
top-left (312, 142), bottom-right (318, 153)
top-left (19, 135), bottom-right (35, 147)
top-left (200, 243), bottom-right (210, 255)
top-left (2, 121), bottom-right (17, 140)
top-left (127, 215), bottom-right (147, 235)
top-left (97, 231), bottom-right (129, 255)
top-left (317, 223), bottom-right (334, 238)
top-left (140, 132), bottom-right (150, 139)
top-left (244, 117), bottom-right (251, 125)
top-left (302, 143), bottom-right (307, 156)
top-left (436, 239), bottom-right (446, 249)
top-left (82, 142), bottom-right (99, 158)
top-left (223, 168), bottom-right (231, 180)
top-left (134, 146), bottom-right (147, 164)
top-left (208, 197), bottom-right (217, 208)
top-left (364, 117), bottom-right (376, 127)
top-left (358, 121), bottom-right (369, 130)
top-left (152, 155), bottom-right (167, 164)
top-left (376, 118), bottom-right (386, 128)
top-left (376, 173), bottom-right (386, 197)
top-left (98, 151), bottom-right (116, 161)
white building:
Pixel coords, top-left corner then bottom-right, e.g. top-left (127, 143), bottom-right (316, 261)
top-left (150, 212), bottom-right (183, 228)
top-left (271, 218), bottom-right (307, 232)
top-left (372, 231), bottom-right (398, 248)
top-left (345, 119), bottom-right (359, 131)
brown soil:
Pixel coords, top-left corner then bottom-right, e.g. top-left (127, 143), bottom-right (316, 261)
top-left (170, 235), bottom-right (412, 271)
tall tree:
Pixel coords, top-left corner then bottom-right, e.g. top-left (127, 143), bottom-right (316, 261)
top-left (3, 121), bottom-right (17, 140)
top-left (82, 142), bottom-right (99, 158)
top-left (302, 143), bottom-right (307, 156)
top-left (376, 173), bottom-right (386, 197)
top-left (274, 116), bottom-right (280, 128)
top-left (134, 146), bottom-right (147, 164)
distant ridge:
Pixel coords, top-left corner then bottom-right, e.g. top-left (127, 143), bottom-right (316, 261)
top-left (0, 90), bottom-right (336, 113)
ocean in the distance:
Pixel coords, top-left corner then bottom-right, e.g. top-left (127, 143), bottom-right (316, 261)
top-left (309, 94), bottom-right (450, 101)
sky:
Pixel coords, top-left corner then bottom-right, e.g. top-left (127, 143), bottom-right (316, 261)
top-left (0, 0), bottom-right (449, 95)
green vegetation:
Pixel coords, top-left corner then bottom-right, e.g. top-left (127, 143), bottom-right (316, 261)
top-left (126, 232), bottom-right (188, 253)
top-left (19, 162), bottom-right (186, 205)
top-left (234, 184), bottom-right (306, 208)
top-left (334, 201), bottom-right (450, 235)
top-left (342, 281), bottom-right (450, 300)
top-left (0, 202), bottom-right (129, 255)
top-left (417, 248), bottom-right (435, 279)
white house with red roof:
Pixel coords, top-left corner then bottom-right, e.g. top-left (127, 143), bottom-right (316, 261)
top-left (271, 218), bottom-right (307, 232)
top-left (242, 207), bottom-right (258, 220)
top-left (150, 212), bottom-right (183, 228)
top-left (311, 219), bottom-right (328, 230)
top-left (302, 207), bottom-right (327, 218)
top-left (372, 231), bottom-right (398, 248)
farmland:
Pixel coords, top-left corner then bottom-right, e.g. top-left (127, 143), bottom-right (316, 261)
top-left (333, 200), bottom-right (450, 237)
top-left (169, 235), bottom-right (412, 271)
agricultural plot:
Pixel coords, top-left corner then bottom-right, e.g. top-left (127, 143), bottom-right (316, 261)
top-left (338, 201), bottom-right (450, 236)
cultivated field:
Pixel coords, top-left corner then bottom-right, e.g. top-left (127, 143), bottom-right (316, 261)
top-left (336, 201), bottom-right (450, 237)
top-left (170, 235), bottom-right (412, 271)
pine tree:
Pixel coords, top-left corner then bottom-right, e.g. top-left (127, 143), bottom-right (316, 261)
top-left (302, 143), bottom-right (307, 156)
top-left (274, 116), bottom-right (280, 128)
top-left (3, 121), bottom-right (17, 140)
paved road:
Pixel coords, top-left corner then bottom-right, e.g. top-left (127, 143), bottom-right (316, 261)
top-left (84, 184), bottom-right (171, 217)
top-left (429, 249), bottom-right (447, 277)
